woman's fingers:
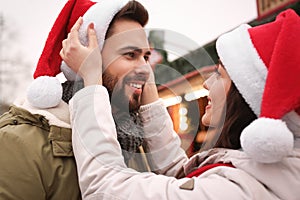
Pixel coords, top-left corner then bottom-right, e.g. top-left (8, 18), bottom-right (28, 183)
top-left (60, 16), bottom-right (102, 86)
top-left (60, 39), bottom-right (67, 60)
top-left (71, 16), bottom-right (83, 32)
top-left (87, 23), bottom-right (98, 49)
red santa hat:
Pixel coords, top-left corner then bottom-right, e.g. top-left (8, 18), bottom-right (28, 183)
top-left (216, 9), bottom-right (300, 163)
top-left (27, 0), bottom-right (128, 108)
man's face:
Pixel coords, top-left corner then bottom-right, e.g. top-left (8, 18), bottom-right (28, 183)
top-left (101, 19), bottom-right (151, 112)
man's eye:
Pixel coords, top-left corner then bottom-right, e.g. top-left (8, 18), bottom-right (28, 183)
top-left (124, 52), bottom-right (135, 58)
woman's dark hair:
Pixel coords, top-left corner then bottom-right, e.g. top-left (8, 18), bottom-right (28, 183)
top-left (105, 1), bottom-right (149, 39)
top-left (213, 82), bottom-right (257, 149)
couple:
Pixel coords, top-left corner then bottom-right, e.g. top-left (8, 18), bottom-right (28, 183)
top-left (1, 0), bottom-right (300, 199)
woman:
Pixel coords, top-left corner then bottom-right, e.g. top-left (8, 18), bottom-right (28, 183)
top-left (201, 63), bottom-right (257, 151)
top-left (62, 9), bottom-right (300, 200)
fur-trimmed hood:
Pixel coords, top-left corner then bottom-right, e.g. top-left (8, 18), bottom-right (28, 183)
top-left (13, 96), bottom-right (70, 128)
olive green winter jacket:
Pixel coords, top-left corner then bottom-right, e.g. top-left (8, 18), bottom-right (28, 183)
top-left (0, 105), bottom-right (81, 200)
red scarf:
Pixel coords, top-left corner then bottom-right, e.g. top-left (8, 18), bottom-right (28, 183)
top-left (186, 163), bottom-right (235, 178)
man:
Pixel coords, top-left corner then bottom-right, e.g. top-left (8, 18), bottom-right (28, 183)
top-left (0, 0), bottom-right (151, 199)
top-left (62, 12), bottom-right (156, 169)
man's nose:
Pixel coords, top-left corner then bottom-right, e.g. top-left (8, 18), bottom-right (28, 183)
top-left (137, 55), bottom-right (148, 66)
top-left (134, 64), bottom-right (150, 77)
top-left (135, 54), bottom-right (150, 70)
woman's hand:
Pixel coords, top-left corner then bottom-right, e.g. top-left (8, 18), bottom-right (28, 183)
top-left (141, 64), bottom-right (159, 105)
top-left (60, 17), bottom-right (102, 86)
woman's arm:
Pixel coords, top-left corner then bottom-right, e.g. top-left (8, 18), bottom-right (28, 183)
top-left (139, 99), bottom-right (188, 176)
top-left (69, 86), bottom-right (252, 200)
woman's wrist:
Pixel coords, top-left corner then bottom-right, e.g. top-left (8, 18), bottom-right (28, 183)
top-left (141, 83), bottom-right (159, 105)
top-left (83, 74), bottom-right (102, 87)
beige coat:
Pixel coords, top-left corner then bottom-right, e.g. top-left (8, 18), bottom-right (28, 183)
top-left (70, 85), bottom-right (300, 200)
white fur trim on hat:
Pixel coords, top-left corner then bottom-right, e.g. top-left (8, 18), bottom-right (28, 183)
top-left (216, 24), bottom-right (267, 117)
top-left (79, 0), bottom-right (128, 49)
top-left (27, 76), bottom-right (62, 109)
top-left (61, 61), bottom-right (82, 81)
top-left (240, 117), bottom-right (294, 163)
top-left (61, 0), bottom-right (128, 81)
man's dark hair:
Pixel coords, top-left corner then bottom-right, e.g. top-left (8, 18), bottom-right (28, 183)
top-left (105, 0), bottom-right (149, 39)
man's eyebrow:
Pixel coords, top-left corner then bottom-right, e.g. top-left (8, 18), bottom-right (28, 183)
top-left (118, 46), bottom-right (151, 55)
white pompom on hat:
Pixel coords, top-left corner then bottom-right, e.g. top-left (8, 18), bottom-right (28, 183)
top-left (216, 9), bottom-right (300, 163)
top-left (27, 0), bottom-right (128, 108)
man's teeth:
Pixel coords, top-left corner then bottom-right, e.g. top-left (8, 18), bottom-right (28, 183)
top-left (208, 101), bottom-right (211, 105)
top-left (129, 83), bottom-right (142, 89)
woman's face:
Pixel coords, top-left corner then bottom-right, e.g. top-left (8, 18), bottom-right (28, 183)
top-left (202, 63), bottom-right (232, 127)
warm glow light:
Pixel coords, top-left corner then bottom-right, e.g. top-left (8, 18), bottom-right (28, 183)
top-left (180, 116), bottom-right (187, 123)
top-left (184, 89), bottom-right (209, 101)
top-left (180, 122), bottom-right (188, 131)
top-left (179, 107), bottom-right (187, 115)
top-left (179, 106), bottom-right (188, 132)
top-left (162, 96), bottom-right (182, 107)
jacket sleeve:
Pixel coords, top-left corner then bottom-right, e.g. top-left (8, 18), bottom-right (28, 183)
top-left (139, 100), bottom-right (188, 176)
top-left (69, 86), bottom-right (255, 200)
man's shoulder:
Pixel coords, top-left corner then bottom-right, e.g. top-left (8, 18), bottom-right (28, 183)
top-left (0, 106), bottom-right (51, 151)
top-left (0, 107), bottom-right (80, 200)
top-left (0, 106), bottom-right (49, 132)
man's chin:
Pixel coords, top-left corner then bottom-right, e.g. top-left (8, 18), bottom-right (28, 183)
top-left (129, 100), bottom-right (141, 112)
top-left (128, 92), bottom-right (142, 112)
top-left (111, 89), bottom-right (141, 113)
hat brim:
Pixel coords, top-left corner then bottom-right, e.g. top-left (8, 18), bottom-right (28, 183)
top-left (216, 24), bottom-right (267, 117)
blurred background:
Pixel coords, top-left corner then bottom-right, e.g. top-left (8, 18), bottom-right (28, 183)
top-left (1, 0), bottom-right (299, 156)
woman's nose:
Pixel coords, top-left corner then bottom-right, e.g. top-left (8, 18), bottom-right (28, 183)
top-left (203, 80), bottom-right (209, 90)
top-left (203, 76), bottom-right (212, 90)
top-left (203, 74), bottom-right (216, 90)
